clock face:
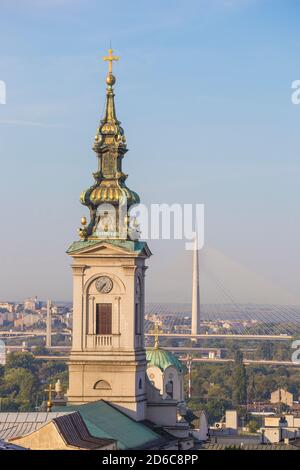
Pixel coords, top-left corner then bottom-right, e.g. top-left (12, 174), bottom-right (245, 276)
top-left (95, 276), bottom-right (113, 294)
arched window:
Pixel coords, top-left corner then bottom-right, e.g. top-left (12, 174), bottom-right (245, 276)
top-left (165, 380), bottom-right (173, 399)
top-left (135, 277), bottom-right (142, 336)
top-left (138, 378), bottom-right (143, 390)
top-left (93, 380), bottom-right (111, 390)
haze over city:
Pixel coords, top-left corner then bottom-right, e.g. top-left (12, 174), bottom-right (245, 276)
top-left (2, 1), bottom-right (300, 456)
top-left (0, 0), bottom-right (300, 304)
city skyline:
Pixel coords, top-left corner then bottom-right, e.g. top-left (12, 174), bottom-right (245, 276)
top-left (0, 0), bottom-right (300, 303)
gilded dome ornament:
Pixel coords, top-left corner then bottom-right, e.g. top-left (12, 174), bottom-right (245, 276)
top-left (106, 73), bottom-right (116, 86)
top-left (79, 48), bottom-right (140, 241)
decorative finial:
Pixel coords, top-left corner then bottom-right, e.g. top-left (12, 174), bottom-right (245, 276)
top-left (55, 379), bottom-right (62, 394)
top-left (44, 383), bottom-right (54, 412)
top-left (103, 48), bottom-right (119, 86)
top-left (150, 321), bottom-right (162, 350)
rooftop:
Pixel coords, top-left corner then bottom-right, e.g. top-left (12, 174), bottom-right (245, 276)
top-left (58, 400), bottom-right (163, 450)
top-left (0, 411), bottom-right (69, 441)
top-left (52, 412), bottom-right (116, 450)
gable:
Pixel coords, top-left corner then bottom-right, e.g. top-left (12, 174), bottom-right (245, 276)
top-left (9, 421), bottom-right (67, 450)
top-left (67, 239), bottom-right (152, 258)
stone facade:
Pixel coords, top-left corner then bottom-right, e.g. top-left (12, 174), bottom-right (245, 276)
top-left (67, 240), bottom-right (151, 421)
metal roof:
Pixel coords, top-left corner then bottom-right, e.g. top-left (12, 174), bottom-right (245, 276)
top-left (52, 412), bottom-right (115, 449)
top-left (62, 400), bottom-right (162, 450)
top-left (0, 411), bottom-right (70, 441)
top-left (146, 347), bottom-right (186, 373)
top-left (0, 401), bottom-right (168, 450)
top-left (0, 438), bottom-right (27, 451)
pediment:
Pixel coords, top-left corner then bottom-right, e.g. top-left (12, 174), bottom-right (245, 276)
top-left (67, 239), bottom-right (152, 258)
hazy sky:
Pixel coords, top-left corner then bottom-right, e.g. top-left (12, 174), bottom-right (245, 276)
top-left (0, 0), bottom-right (299, 304)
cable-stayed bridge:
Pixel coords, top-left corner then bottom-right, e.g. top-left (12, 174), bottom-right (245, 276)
top-left (145, 303), bottom-right (300, 340)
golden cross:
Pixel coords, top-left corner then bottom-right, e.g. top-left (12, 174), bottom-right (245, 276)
top-left (150, 321), bottom-right (163, 350)
top-left (103, 48), bottom-right (119, 74)
top-left (44, 383), bottom-right (54, 411)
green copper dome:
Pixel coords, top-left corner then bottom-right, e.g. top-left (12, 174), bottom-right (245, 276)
top-left (146, 348), bottom-right (186, 373)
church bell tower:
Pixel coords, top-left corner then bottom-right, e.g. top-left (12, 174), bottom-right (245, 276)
top-left (67, 49), bottom-right (151, 421)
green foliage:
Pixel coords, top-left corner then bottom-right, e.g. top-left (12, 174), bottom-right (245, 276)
top-left (202, 398), bottom-right (232, 424)
top-left (0, 352), bottom-right (68, 411)
top-left (232, 349), bottom-right (247, 405)
top-left (32, 346), bottom-right (49, 356)
top-left (186, 358), bottom-right (300, 424)
top-left (6, 351), bottom-right (37, 373)
top-left (248, 419), bottom-right (260, 433)
top-left (3, 368), bottom-right (37, 402)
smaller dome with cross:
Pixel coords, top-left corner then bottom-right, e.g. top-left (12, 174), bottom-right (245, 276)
top-left (146, 348), bottom-right (185, 373)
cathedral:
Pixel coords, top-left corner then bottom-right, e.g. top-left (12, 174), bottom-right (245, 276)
top-left (66, 48), bottom-right (194, 434)
top-left (2, 50), bottom-right (208, 450)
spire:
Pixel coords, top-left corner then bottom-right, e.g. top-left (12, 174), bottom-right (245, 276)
top-left (191, 234), bottom-right (200, 335)
top-left (78, 48), bottom-right (140, 241)
top-left (93, 47), bottom-right (124, 152)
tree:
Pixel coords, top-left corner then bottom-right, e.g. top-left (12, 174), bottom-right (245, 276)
top-left (3, 367), bottom-right (37, 404)
top-left (232, 349), bottom-right (247, 405)
top-left (207, 384), bottom-right (227, 400)
top-left (248, 419), bottom-right (260, 433)
top-left (247, 369), bottom-right (257, 403)
top-left (32, 346), bottom-right (49, 356)
top-left (6, 351), bottom-right (37, 374)
top-left (258, 342), bottom-right (273, 360)
top-left (203, 398), bottom-right (232, 425)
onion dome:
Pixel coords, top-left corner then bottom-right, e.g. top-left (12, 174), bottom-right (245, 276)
top-left (146, 348), bottom-right (186, 374)
top-left (80, 181), bottom-right (140, 206)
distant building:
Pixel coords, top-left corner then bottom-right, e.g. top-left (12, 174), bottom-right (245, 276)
top-left (262, 415), bottom-right (300, 444)
top-left (14, 313), bottom-right (41, 328)
top-left (24, 296), bottom-right (41, 312)
top-left (0, 302), bottom-right (14, 313)
top-left (211, 410), bottom-right (238, 436)
top-left (270, 389), bottom-right (293, 407)
top-left (0, 311), bottom-right (15, 323)
top-left (225, 410), bottom-right (238, 431)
